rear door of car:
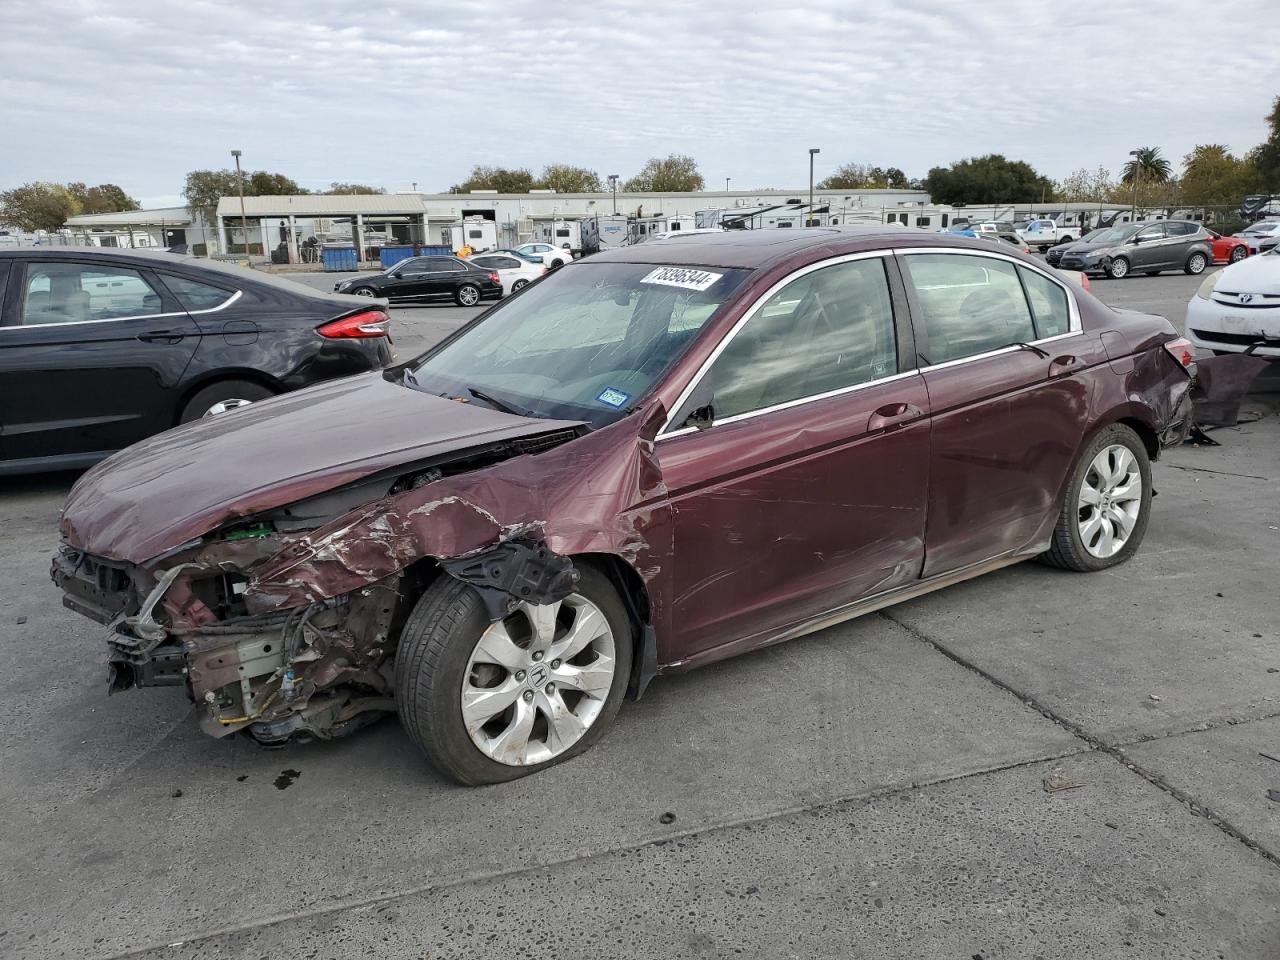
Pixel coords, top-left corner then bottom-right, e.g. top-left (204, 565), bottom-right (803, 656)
top-left (1162, 221), bottom-right (1199, 266)
top-left (0, 257), bottom-right (200, 467)
top-left (1130, 223), bottom-right (1167, 269)
top-left (898, 249), bottom-right (1105, 576)
top-left (658, 253), bottom-right (930, 660)
top-left (424, 256), bottom-right (467, 296)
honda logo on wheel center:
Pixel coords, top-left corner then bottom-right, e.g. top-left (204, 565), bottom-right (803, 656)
top-left (528, 664), bottom-right (549, 687)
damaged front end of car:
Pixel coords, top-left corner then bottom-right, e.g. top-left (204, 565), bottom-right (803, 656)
top-left (51, 430), bottom-right (595, 746)
top-left (51, 398), bottom-right (670, 748)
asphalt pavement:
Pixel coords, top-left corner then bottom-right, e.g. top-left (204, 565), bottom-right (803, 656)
top-left (1, 264), bottom-right (1278, 959)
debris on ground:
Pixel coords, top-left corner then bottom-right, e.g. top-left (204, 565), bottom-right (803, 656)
top-left (1042, 775), bottom-right (1088, 793)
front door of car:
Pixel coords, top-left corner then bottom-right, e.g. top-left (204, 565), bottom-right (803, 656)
top-left (0, 258), bottom-right (200, 468)
top-left (658, 254), bottom-right (930, 662)
top-left (381, 257), bottom-right (432, 298)
top-left (898, 251), bottom-right (1104, 577)
top-left (1131, 223), bottom-right (1167, 269)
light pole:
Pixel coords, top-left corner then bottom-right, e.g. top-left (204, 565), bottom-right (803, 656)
top-left (231, 149), bottom-right (248, 256)
top-left (1128, 149), bottom-right (1141, 224)
top-left (608, 174), bottom-right (619, 215)
top-left (725, 177), bottom-right (731, 192)
top-left (808, 148), bottom-right (820, 226)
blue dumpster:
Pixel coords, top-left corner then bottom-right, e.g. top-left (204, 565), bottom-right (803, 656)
top-left (379, 245), bottom-right (454, 269)
top-left (322, 247), bottom-right (358, 272)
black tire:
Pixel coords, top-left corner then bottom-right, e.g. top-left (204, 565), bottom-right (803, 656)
top-left (178, 379), bottom-right (274, 424)
top-left (1106, 256), bottom-right (1131, 279)
top-left (454, 283), bottom-right (481, 307)
top-left (350, 286), bottom-right (377, 297)
top-left (1229, 246), bottom-right (1248, 263)
top-left (549, 258), bottom-right (565, 269)
top-left (1039, 423), bottom-right (1152, 572)
top-left (1184, 251), bottom-right (1208, 275)
top-left (395, 564), bottom-right (633, 785)
top-left (512, 279), bottom-right (529, 291)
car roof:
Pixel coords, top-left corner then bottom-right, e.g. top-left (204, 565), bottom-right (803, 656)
top-left (582, 225), bottom-right (987, 270)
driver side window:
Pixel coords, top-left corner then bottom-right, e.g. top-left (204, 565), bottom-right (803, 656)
top-left (701, 258), bottom-right (898, 422)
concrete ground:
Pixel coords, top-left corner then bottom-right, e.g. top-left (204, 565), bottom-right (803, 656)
top-left (2, 267), bottom-right (1278, 959)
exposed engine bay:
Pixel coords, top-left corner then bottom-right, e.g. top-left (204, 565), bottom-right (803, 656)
top-left (51, 428), bottom-right (584, 745)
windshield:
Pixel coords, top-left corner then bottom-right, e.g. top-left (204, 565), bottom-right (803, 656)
top-left (408, 262), bottom-right (750, 428)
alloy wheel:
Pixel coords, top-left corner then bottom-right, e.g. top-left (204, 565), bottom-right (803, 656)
top-left (1108, 257), bottom-right (1129, 279)
top-left (203, 398), bottom-right (255, 417)
top-left (353, 287), bottom-right (376, 297)
top-left (1230, 246), bottom-right (1247, 263)
top-left (1077, 444), bottom-right (1143, 558)
top-left (1187, 253), bottom-right (1207, 274)
top-left (459, 285), bottom-right (480, 306)
top-left (460, 596), bottom-right (617, 766)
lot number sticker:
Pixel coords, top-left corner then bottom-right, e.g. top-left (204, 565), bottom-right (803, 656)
top-left (596, 387), bottom-right (631, 408)
top-left (640, 267), bottom-right (723, 292)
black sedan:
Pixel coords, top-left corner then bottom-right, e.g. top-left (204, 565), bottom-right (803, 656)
top-left (332, 255), bottom-right (502, 306)
top-left (0, 248), bottom-right (394, 475)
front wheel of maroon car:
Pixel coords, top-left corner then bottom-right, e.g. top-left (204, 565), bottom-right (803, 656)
top-left (395, 565), bottom-right (633, 785)
top-left (1040, 424), bottom-right (1152, 572)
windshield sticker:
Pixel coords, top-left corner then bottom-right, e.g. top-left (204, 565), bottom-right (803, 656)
top-left (596, 387), bottom-right (631, 408)
top-left (640, 267), bottom-right (723, 291)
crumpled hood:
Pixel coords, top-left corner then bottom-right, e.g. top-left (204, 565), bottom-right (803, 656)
top-left (60, 372), bottom-right (584, 564)
top-left (1213, 253), bottom-right (1280, 295)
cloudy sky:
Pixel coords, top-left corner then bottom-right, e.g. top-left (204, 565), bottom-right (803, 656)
top-left (1, 0), bottom-right (1275, 207)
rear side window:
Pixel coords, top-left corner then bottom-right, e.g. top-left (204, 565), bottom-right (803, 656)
top-left (427, 257), bottom-right (465, 272)
top-left (1165, 221), bottom-right (1195, 237)
top-left (162, 274), bottom-right (234, 310)
top-left (705, 257), bottom-right (898, 420)
top-left (1017, 267), bottom-right (1071, 338)
top-left (902, 254), bottom-right (1036, 364)
top-left (20, 261), bottom-right (164, 325)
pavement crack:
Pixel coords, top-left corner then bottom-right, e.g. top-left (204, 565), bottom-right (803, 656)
top-left (1165, 463), bottom-right (1269, 480)
top-left (1110, 708), bottom-right (1280, 747)
top-left (879, 610), bottom-right (1280, 873)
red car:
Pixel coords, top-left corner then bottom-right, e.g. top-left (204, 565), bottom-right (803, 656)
top-left (1207, 230), bottom-right (1250, 264)
top-left (54, 229), bottom-right (1195, 784)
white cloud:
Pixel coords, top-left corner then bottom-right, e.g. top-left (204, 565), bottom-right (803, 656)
top-left (0, 0), bottom-right (1275, 199)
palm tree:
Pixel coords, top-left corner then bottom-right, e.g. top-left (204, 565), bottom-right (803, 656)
top-left (1122, 147), bottom-right (1172, 185)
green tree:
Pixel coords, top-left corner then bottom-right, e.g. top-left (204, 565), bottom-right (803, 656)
top-left (183, 168), bottom-right (307, 223)
top-left (0, 182), bottom-right (81, 231)
top-left (325, 182), bottom-right (385, 194)
top-left (922, 154), bottom-right (1055, 205)
top-left (1121, 147), bottom-right (1172, 185)
top-left (1053, 166), bottom-right (1116, 202)
top-left (1253, 95), bottom-right (1280, 191)
top-left (1180, 144), bottom-right (1264, 206)
top-left (451, 165), bottom-right (536, 193)
top-left (536, 164), bottom-right (603, 193)
top-left (817, 163), bottom-right (910, 190)
top-left (623, 154), bottom-right (704, 192)
top-left (67, 182), bottom-right (140, 215)
top-left (247, 171), bottom-right (306, 195)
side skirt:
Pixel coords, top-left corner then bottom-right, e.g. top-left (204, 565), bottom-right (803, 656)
top-left (662, 548), bottom-right (1041, 674)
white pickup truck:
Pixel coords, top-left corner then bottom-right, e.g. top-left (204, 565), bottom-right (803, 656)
top-left (1016, 218), bottom-right (1078, 252)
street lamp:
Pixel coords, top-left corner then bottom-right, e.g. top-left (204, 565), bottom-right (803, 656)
top-left (1128, 149), bottom-right (1141, 224)
top-left (231, 149), bottom-right (248, 257)
top-left (808, 148), bottom-right (820, 226)
top-left (725, 176), bottom-right (731, 192)
top-left (608, 174), bottom-right (619, 215)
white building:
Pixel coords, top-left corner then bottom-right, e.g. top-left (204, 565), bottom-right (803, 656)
top-left (62, 206), bottom-right (215, 252)
top-left (214, 187), bottom-right (930, 263)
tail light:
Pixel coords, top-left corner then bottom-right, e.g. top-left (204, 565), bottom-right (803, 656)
top-left (488, 272), bottom-right (500, 285)
top-left (317, 309), bottom-right (389, 338)
top-left (1161, 336), bottom-right (1195, 373)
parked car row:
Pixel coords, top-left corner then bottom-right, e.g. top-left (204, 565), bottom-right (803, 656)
top-left (1048, 221), bottom-right (1216, 279)
top-left (54, 227), bottom-right (1197, 783)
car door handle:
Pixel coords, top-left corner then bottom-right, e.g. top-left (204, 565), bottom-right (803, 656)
top-left (1049, 354), bottom-right (1083, 377)
top-left (137, 331), bottom-right (186, 344)
top-left (867, 402), bottom-right (925, 432)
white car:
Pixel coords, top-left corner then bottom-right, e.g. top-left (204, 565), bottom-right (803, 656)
top-left (1186, 250), bottom-right (1280, 356)
top-left (1232, 220), bottom-right (1280, 254)
top-left (468, 252), bottom-right (546, 296)
top-left (516, 242), bottom-right (572, 269)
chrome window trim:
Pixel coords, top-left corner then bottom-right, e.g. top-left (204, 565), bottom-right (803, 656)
top-left (656, 250), bottom-right (894, 439)
top-left (1, 288), bottom-right (243, 332)
top-left (657, 246), bottom-right (1083, 440)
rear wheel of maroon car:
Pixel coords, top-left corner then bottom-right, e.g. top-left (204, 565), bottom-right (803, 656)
top-left (394, 565), bottom-right (633, 784)
top-left (1041, 424), bottom-right (1152, 572)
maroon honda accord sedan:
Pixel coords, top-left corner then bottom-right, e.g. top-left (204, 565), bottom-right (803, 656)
top-left (53, 227), bottom-right (1194, 784)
